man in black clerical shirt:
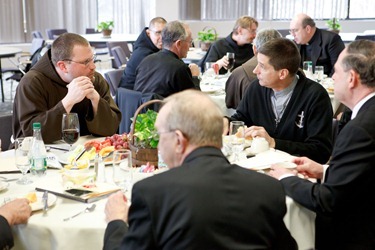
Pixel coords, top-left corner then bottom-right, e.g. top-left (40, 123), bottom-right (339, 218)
top-left (289, 13), bottom-right (345, 76)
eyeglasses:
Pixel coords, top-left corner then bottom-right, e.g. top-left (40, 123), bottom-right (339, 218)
top-left (63, 54), bottom-right (97, 67)
top-left (246, 28), bottom-right (257, 35)
top-left (289, 26), bottom-right (306, 34)
top-left (149, 29), bottom-right (162, 36)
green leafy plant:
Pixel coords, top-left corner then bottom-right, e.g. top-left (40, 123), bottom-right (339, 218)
top-left (97, 21), bottom-right (114, 31)
top-left (132, 110), bottom-right (159, 149)
top-left (196, 28), bottom-right (217, 42)
top-left (326, 18), bottom-right (341, 31)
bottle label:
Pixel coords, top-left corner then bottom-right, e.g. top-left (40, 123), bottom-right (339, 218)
top-left (31, 157), bottom-right (47, 176)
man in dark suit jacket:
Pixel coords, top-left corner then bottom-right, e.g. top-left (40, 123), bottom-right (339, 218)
top-left (0, 198), bottom-right (31, 249)
top-left (103, 90), bottom-right (297, 249)
top-left (133, 21), bottom-right (200, 97)
top-left (290, 13), bottom-right (345, 76)
top-left (270, 40), bottom-right (375, 249)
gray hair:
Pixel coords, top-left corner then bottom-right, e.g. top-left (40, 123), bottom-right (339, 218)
top-left (162, 90), bottom-right (223, 148)
top-left (343, 40), bottom-right (375, 88)
top-left (161, 21), bottom-right (188, 49)
top-left (253, 29), bottom-right (282, 50)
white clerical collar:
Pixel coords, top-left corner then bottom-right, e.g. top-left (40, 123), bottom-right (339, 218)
top-left (351, 92), bottom-right (375, 119)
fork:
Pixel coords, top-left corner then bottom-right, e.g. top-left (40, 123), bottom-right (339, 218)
top-left (63, 204), bottom-right (96, 221)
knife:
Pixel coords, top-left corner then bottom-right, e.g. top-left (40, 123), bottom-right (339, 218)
top-left (42, 191), bottom-right (48, 215)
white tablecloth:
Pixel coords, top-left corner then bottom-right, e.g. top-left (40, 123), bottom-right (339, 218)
top-left (0, 141), bottom-right (315, 249)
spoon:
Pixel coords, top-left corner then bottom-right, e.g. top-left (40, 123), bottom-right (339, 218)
top-left (63, 204), bottom-right (96, 221)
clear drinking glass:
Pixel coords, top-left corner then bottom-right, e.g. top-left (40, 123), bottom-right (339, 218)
top-left (112, 149), bottom-right (133, 192)
top-left (15, 138), bottom-right (33, 184)
top-left (226, 52), bottom-right (235, 75)
top-left (229, 121), bottom-right (245, 162)
top-left (303, 61), bottom-right (313, 79)
top-left (62, 113), bottom-right (80, 151)
top-left (315, 65), bottom-right (324, 83)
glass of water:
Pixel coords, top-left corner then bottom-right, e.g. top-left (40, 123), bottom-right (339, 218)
top-left (15, 138), bottom-right (33, 184)
top-left (112, 149), bottom-right (133, 192)
top-left (229, 121), bottom-right (245, 162)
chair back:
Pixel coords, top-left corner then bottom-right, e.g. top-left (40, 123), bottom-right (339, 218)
top-left (46, 28), bottom-right (68, 40)
top-left (0, 114), bottom-right (13, 151)
top-left (111, 46), bottom-right (128, 69)
top-left (85, 28), bottom-right (99, 34)
top-left (106, 41), bottom-right (131, 68)
top-left (30, 38), bottom-right (45, 55)
top-left (116, 88), bottom-right (163, 133)
top-left (354, 35), bottom-right (375, 41)
top-left (32, 30), bottom-right (43, 39)
top-left (104, 68), bottom-right (124, 97)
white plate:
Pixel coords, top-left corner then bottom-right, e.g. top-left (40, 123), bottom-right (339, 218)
top-left (200, 85), bottom-right (222, 94)
top-left (3, 192), bottom-right (57, 211)
top-left (0, 181), bottom-right (9, 192)
top-left (29, 192), bottom-right (57, 211)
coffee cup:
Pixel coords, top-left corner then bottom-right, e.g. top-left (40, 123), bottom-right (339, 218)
top-left (249, 137), bottom-right (270, 155)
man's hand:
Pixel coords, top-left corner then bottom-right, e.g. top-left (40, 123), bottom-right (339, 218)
top-left (188, 63), bottom-right (200, 77)
top-left (0, 198), bottom-right (31, 226)
top-left (62, 76), bottom-right (97, 113)
top-left (222, 117), bottom-right (230, 135)
top-left (293, 157), bottom-right (324, 179)
top-left (105, 191), bottom-right (129, 224)
top-left (245, 126), bottom-right (276, 148)
top-left (216, 55), bottom-right (229, 69)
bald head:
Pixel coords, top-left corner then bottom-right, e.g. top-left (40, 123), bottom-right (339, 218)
top-left (290, 13), bottom-right (316, 44)
top-left (157, 90), bottom-right (223, 148)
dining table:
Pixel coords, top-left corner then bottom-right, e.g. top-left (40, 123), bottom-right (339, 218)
top-left (200, 72), bottom-right (340, 116)
top-left (0, 46), bottom-right (23, 102)
top-left (0, 135), bottom-right (316, 250)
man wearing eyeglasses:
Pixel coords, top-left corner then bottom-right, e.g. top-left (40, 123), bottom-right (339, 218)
top-left (13, 33), bottom-right (121, 143)
top-left (103, 89), bottom-right (297, 249)
top-left (289, 13), bottom-right (345, 76)
top-left (119, 17), bottom-right (167, 90)
top-left (198, 16), bottom-right (258, 75)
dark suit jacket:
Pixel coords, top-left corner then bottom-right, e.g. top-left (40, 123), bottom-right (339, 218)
top-left (0, 215), bottom-right (13, 249)
top-left (280, 96), bottom-right (375, 249)
top-left (225, 56), bottom-right (258, 109)
top-left (299, 28), bottom-right (345, 76)
top-left (104, 147), bottom-right (297, 250)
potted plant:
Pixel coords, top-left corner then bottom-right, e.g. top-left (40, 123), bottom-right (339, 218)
top-left (129, 100), bottom-right (162, 167)
top-left (326, 18), bottom-right (341, 34)
top-left (97, 21), bottom-right (114, 37)
top-left (196, 26), bottom-right (218, 51)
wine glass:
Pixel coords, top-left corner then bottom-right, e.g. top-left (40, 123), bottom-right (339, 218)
top-left (229, 121), bottom-right (245, 163)
top-left (15, 138), bottom-right (33, 184)
top-left (62, 113), bottom-right (80, 151)
top-left (112, 149), bottom-right (133, 193)
top-left (226, 52), bottom-right (235, 75)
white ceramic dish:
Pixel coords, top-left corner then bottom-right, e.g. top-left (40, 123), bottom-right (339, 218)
top-left (4, 192), bottom-right (57, 211)
top-left (0, 181), bottom-right (9, 192)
